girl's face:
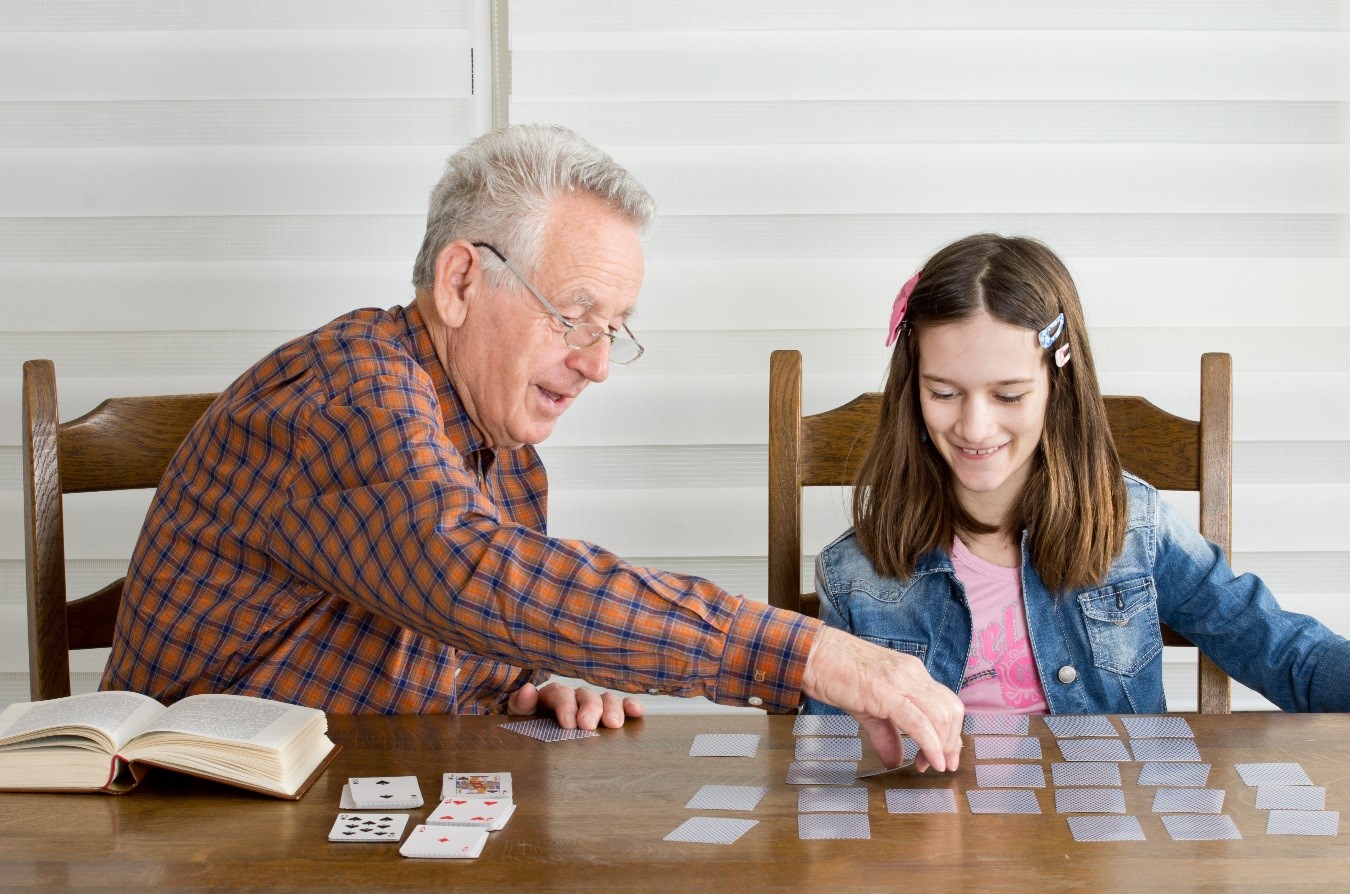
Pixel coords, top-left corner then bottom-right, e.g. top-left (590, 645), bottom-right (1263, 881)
top-left (916, 311), bottom-right (1050, 525)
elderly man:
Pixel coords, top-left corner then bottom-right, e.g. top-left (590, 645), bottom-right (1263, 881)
top-left (103, 125), bottom-right (962, 772)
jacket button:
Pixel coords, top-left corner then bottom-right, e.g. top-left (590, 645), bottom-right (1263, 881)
top-left (1057, 666), bottom-right (1078, 684)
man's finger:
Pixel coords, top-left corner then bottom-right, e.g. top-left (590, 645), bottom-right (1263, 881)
top-left (506, 682), bottom-right (538, 716)
top-left (535, 682), bottom-right (580, 729)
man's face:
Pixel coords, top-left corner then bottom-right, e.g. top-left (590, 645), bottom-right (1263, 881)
top-left (448, 194), bottom-right (644, 448)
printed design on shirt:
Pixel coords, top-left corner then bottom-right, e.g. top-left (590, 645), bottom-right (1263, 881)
top-left (962, 604), bottom-right (1041, 709)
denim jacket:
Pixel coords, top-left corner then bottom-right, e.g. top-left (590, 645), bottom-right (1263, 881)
top-left (805, 473), bottom-right (1350, 715)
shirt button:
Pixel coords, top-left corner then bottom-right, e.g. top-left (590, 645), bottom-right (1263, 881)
top-left (648, 688), bottom-right (660, 695)
top-left (1057, 666), bottom-right (1078, 684)
top-left (747, 696), bottom-right (763, 707)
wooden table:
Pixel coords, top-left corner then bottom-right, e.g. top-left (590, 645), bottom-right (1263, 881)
top-left (1, 712), bottom-right (1347, 892)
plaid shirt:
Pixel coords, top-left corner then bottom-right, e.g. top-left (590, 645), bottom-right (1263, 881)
top-left (102, 305), bottom-right (819, 714)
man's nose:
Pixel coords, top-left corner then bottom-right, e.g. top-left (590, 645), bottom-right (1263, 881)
top-left (569, 338), bottom-right (611, 384)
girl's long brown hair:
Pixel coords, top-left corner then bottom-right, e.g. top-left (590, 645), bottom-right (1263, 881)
top-left (852, 234), bottom-right (1126, 593)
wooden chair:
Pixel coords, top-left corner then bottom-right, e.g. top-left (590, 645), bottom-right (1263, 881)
top-left (768, 349), bottom-right (1234, 714)
top-left (22, 359), bottom-right (219, 700)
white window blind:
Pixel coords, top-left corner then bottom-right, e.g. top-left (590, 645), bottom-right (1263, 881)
top-left (0, 1), bottom-right (484, 702)
top-left (512, 1), bottom-right (1350, 711)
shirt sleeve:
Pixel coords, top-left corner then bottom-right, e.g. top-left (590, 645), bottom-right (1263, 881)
top-left (264, 371), bottom-right (821, 712)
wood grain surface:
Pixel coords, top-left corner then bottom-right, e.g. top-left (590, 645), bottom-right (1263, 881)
top-left (1, 713), bottom-right (1346, 893)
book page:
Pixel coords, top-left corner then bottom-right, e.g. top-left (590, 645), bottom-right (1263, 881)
top-left (133, 694), bottom-right (322, 749)
top-left (0, 691), bottom-right (163, 753)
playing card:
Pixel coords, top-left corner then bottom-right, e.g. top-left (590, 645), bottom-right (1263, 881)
top-left (328, 812), bottom-right (410, 842)
top-left (664, 816), bottom-right (758, 845)
top-left (1255, 785), bottom-right (1326, 811)
top-left (798, 786), bottom-right (868, 813)
top-left (885, 789), bottom-right (959, 814)
top-left (345, 776), bottom-right (423, 810)
top-left (1138, 763), bottom-right (1210, 787)
top-left (500, 718), bottom-right (599, 743)
top-left (963, 713), bottom-right (1030, 736)
top-left (1055, 788), bottom-right (1126, 814)
top-left (1044, 715), bottom-right (1118, 738)
top-left (1160, 814), bottom-right (1241, 841)
top-left (1051, 762), bottom-right (1122, 787)
top-left (1129, 738), bottom-right (1202, 763)
top-left (690, 733), bottom-right (760, 758)
top-left (793, 715), bottom-right (860, 737)
top-left (441, 772), bottom-right (513, 802)
top-left (798, 813), bottom-right (871, 840)
top-left (1067, 815), bottom-right (1146, 842)
top-left (796, 736), bottom-right (864, 761)
top-left (1235, 762), bottom-right (1314, 787)
top-left (1058, 739), bottom-right (1131, 762)
top-left (786, 760), bottom-right (857, 786)
top-left (685, 785), bottom-right (769, 812)
top-left (1120, 716), bottom-right (1194, 739)
top-left (426, 797), bottom-right (516, 830)
top-left (1151, 788), bottom-right (1225, 814)
top-left (973, 736), bottom-right (1042, 760)
top-left (1266, 810), bottom-right (1339, 836)
top-left (975, 763), bottom-right (1046, 788)
top-left (967, 789), bottom-right (1041, 814)
top-left (399, 824), bottom-right (489, 859)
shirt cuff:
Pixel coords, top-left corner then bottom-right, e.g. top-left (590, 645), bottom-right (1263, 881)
top-left (711, 600), bottom-right (822, 713)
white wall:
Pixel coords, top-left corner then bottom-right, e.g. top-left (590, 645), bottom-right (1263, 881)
top-left (3, 1), bottom-right (1348, 713)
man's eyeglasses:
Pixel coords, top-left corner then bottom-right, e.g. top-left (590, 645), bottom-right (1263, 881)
top-left (472, 242), bottom-right (644, 365)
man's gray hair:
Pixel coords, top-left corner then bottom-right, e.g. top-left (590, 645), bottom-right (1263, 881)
top-left (411, 124), bottom-right (656, 291)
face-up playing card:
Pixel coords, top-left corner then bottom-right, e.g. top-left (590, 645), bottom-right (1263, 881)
top-left (1151, 788), bottom-right (1225, 814)
top-left (1235, 762), bottom-right (1314, 787)
top-left (1044, 715), bottom-right (1118, 738)
top-left (1051, 762), bottom-right (1122, 787)
top-left (1120, 716), bottom-right (1194, 739)
top-left (1138, 762), bottom-right (1210, 787)
top-left (690, 733), bottom-right (760, 757)
top-left (973, 736), bottom-right (1043, 760)
top-left (798, 812), bottom-right (872, 840)
top-left (798, 786), bottom-right (868, 813)
top-left (885, 788), bottom-right (958, 814)
top-left (963, 713), bottom-right (1030, 736)
top-left (500, 718), bottom-right (599, 743)
top-left (795, 736), bottom-right (864, 761)
top-left (664, 816), bottom-right (758, 845)
top-left (1255, 785), bottom-right (1326, 811)
top-left (786, 760), bottom-right (857, 786)
top-left (327, 812), bottom-right (410, 842)
top-left (426, 797), bottom-right (516, 830)
top-left (1129, 738), bottom-right (1202, 763)
top-left (345, 776), bottom-right (423, 810)
top-left (793, 714), bottom-right (860, 737)
top-left (1067, 815), bottom-right (1146, 842)
top-left (1266, 810), bottom-right (1339, 836)
top-left (975, 763), bottom-right (1046, 788)
top-left (1160, 814), bottom-right (1241, 841)
top-left (967, 789), bottom-right (1041, 814)
top-left (1058, 739), bottom-right (1131, 762)
top-left (685, 785), bottom-right (769, 812)
top-left (399, 824), bottom-right (489, 859)
top-left (1055, 788), bottom-right (1126, 814)
top-left (441, 772), bottom-right (513, 802)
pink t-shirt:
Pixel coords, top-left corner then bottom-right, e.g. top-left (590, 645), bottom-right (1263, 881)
top-left (952, 537), bottom-right (1048, 714)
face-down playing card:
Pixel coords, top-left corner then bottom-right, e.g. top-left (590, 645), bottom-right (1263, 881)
top-left (798, 813), bottom-right (871, 840)
top-left (690, 733), bottom-right (760, 757)
top-left (664, 817), bottom-right (758, 845)
top-left (1160, 814), bottom-right (1241, 841)
top-left (786, 760), bottom-right (857, 786)
top-left (500, 718), bottom-right (599, 743)
top-left (1266, 810), bottom-right (1339, 836)
top-left (1151, 788), bottom-right (1225, 814)
top-left (973, 736), bottom-right (1043, 760)
top-left (1066, 815), bottom-right (1146, 842)
top-left (1137, 763), bottom-right (1210, 787)
top-left (795, 736), bottom-right (864, 761)
top-left (793, 714), bottom-right (860, 737)
top-left (1058, 738), bottom-right (1130, 763)
top-left (963, 713), bottom-right (1030, 736)
top-left (1120, 716), bottom-right (1194, 739)
top-left (1054, 788), bottom-right (1126, 814)
top-left (975, 763), bottom-right (1047, 788)
top-left (1051, 762), bottom-right (1122, 787)
top-left (328, 813), bottom-right (411, 842)
top-left (967, 789), bottom-right (1041, 814)
top-left (1044, 715), bottom-right (1118, 738)
top-left (1129, 738), bottom-right (1202, 763)
top-left (798, 786), bottom-right (868, 813)
top-left (685, 785), bottom-right (769, 812)
top-left (885, 788), bottom-right (958, 814)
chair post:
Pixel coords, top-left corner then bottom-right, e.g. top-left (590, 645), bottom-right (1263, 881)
top-left (1197, 352), bottom-right (1234, 714)
top-left (768, 350), bottom-right (804, 613)
top-left (22, 360), bottom-right (74, 700)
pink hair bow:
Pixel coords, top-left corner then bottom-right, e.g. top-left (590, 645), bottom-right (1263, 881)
top-left (885, 272), bottom-right (921, 346)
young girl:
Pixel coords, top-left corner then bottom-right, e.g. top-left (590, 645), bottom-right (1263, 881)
top-left (805, 233), bottom-right (1349, 715)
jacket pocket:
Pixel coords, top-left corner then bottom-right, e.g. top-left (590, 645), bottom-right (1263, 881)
top-left (858, 636), bottom-right (929, 662)
top-left (1077, 577), bottom-right (1162, 676)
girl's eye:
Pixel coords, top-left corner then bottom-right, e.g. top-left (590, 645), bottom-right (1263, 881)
top-left (928, 390), bottom-right (957, 401)
top-left (995, 393), bottom-right (1026, 404)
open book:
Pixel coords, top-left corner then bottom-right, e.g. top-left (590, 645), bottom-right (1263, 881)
top-left (0, 691), bottom-right (338, 799)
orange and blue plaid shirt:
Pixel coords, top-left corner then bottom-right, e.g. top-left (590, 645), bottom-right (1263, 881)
top-left (102, 305), bottom-right (819, 714)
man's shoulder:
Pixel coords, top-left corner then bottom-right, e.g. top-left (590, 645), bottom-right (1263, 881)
top-left (264, 306), bottom-right (430, 395)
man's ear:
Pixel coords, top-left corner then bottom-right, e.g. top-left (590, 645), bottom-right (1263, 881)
top-left (425, 240), bottom-right (480, 329)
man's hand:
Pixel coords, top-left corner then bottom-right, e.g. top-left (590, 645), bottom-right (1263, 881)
top-left (801, 626), bottom-right (964, 773)
top-left (507, 681), bottom-right (644, 730)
